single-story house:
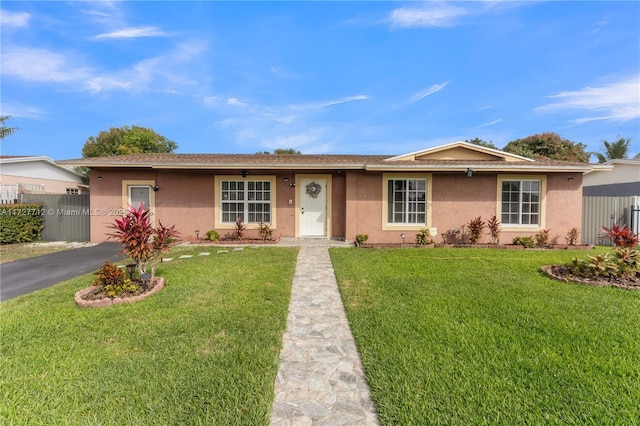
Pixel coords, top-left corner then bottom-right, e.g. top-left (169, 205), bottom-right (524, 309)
top-left (0, 155), bottom-right (87, 203)
top-left (583, 159), bottom-right (640, 197)
top-left (60, 141), bottom-right (599, 244)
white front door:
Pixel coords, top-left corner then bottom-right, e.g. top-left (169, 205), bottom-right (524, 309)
top-left (299, 178), bottom-right (327, 237)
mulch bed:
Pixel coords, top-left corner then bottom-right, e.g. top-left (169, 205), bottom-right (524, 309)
top-left (540, 264), bottom-right (640, 291)
top-left (75, 277), bottom-right (165, 307)
top-left (187, 237), bottom-right (281, 245)
top-left (358, 243), bottom-right (595, 250)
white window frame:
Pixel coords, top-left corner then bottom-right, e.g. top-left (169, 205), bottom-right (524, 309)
top-left (66, 188), bottom-right (80, 195)
top-left (214, 175), bottom-right (277, 230)
top-left (382, 173), bottom-right (432, 230)
top-left (497, 174), bottom-right (546, 231)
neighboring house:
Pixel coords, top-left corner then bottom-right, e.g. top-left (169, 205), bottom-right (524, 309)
top-left (583, 159), bottom-right (640, 197)
top-left (582, 159), bottom-right (640, 245)
top-left (0, 156), bottom-right (86, 203)
top-left (60, 141), bottom-right (598, 244)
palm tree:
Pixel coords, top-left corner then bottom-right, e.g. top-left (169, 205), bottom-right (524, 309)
top-left (0, 115), bottom-right (19, 140)
top-left (595, 136), bottom-right (631, 163)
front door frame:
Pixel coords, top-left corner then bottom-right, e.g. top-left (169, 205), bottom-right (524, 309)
top-left (295, 174), bottom-right (332, 238)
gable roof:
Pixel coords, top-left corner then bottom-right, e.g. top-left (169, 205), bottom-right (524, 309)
top-left (58, 142), bottom-right (596, 173)
top-left (1, 155), bottom-right (84, 179)
top-left (385, 141), bottom-right (533, 163)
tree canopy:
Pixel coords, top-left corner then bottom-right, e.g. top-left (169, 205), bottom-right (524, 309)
top-left (502, 132), bottom-right (590, 162)
top-left (256, 148), bottom-right (302, 155)
top-left (0, 115), bottom-right (19, 140)
top-left (82, 125), bottom-right (178, 157)
top-left (594, 136), bottom-right (632, 163)
top-left (464, 138), bottom-right (498, 150)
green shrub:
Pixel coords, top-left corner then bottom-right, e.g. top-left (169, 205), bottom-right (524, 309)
top-left (206, 230), bottom-right (220, 241)
top-left (415, 228), bottom-right (431, 246)
top-left (0, 204), bottom-right (44, 243)
top-left (568, 248), bottom-right (638, 280)
top-left (92, 261), bottom-right (138, 297)
top-left (512, 236), bottom-right (534, 248)
top-left (535, 229), bottom-right (551, 247)
top-left (355, 233), bottom-right (369, 247)
top-left (612, 247), bottom-right (639, 279)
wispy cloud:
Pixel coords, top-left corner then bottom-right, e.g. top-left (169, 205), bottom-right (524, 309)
top-left (293, 95), bottom-right (369, 111)
top-left (94, 26), bottom-right (168, 40)
top-left (203, 93), bottom-right (371, 153)
top-left (535, 75), bottom-right (640, 123)
top-left (389, 3), bottom-right (468, 28)
top-left (591, 14), bottom-right (613, 34)
top-left (0, 102), bottom-right (45, 120)
top-left (227, 98), bottom-right (248, 107)
top-left (476, 118), bottom-right (502, 128)
top-left (1, 47), bottom-right (91, 83)
top-left (1, 10), bottom-right (31, 27)
top-left (387, 1), bottom-right (530, 29)
top-left (407, 82), bottom-right (449, 104)
top-left (2, 39), bottom-right (208, 94)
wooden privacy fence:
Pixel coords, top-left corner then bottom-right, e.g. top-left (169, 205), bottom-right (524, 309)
top-left (582, 196), bottom-right (640, 246)
top-left (20, 194), bottom-right (90, 242)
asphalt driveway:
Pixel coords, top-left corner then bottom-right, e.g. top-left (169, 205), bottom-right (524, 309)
top-left (0, 242), bottom-right (125, 301)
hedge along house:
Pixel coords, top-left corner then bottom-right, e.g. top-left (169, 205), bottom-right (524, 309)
top-left (60, 142), bottom-right (598, 244)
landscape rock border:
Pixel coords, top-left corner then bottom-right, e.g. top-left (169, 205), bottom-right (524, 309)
top-left (540, 265), bottom-right (640, 291)
top-left (75, 277), bottom-right (165, 308)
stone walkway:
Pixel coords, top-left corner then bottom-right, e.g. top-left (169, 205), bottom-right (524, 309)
top-left (270, 245), bottom-right (379, 426)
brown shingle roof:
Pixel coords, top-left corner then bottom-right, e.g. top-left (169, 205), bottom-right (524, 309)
top-left (58, 152), bottom-right (595, 172)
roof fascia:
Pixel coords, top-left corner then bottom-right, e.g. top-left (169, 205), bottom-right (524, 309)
top-left (365, 164), bottom-right (595, 173)
top-left (72, 162), bottom-right (367, 170)
top-left (582, 164), bottom-right (615, 174)
top-left (2, 156), bottom-right (84, 178)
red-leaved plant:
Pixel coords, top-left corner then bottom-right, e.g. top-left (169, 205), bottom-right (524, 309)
top-left (467, 216), bottom-right (486, 244)
top-left (601, 224), bottom-right (639, 248)
top-left (486, 215), bottom-right (501, 245)
top-left (107, 204), bottom-right (180, 277)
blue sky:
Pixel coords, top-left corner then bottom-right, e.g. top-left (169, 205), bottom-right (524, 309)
top-left (1, 1), bottom-right (639, 160)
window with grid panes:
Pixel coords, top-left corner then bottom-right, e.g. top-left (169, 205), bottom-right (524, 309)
top-left (501, 180), bottom-right (541, 225)
top-left (221, 180), bottom-right (271, 224)
top-left (387, 179), bottom-right (427, 224)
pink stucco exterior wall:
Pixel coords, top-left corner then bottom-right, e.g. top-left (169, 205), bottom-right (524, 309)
top-left (88, 168), bottom-right (344, 243)
top-left (89, 168), bottom-right (583, 245)
top-left (345, 171), bottom-right (584, 244)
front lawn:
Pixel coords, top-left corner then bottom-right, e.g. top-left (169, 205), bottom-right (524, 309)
top-left (330, 247), bottom-right (640, 425)
top-left (0, 241), bottom-right (91, 264)
top-left (0, 247), bottom-right (298, 425)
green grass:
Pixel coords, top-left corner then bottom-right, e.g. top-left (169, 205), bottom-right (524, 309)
top-left (330, 247), bottom-right (640, 425)
top-left (1, 247), bottom-right (298, 426)
top-left (0, 242), bottom-right (84, 264)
